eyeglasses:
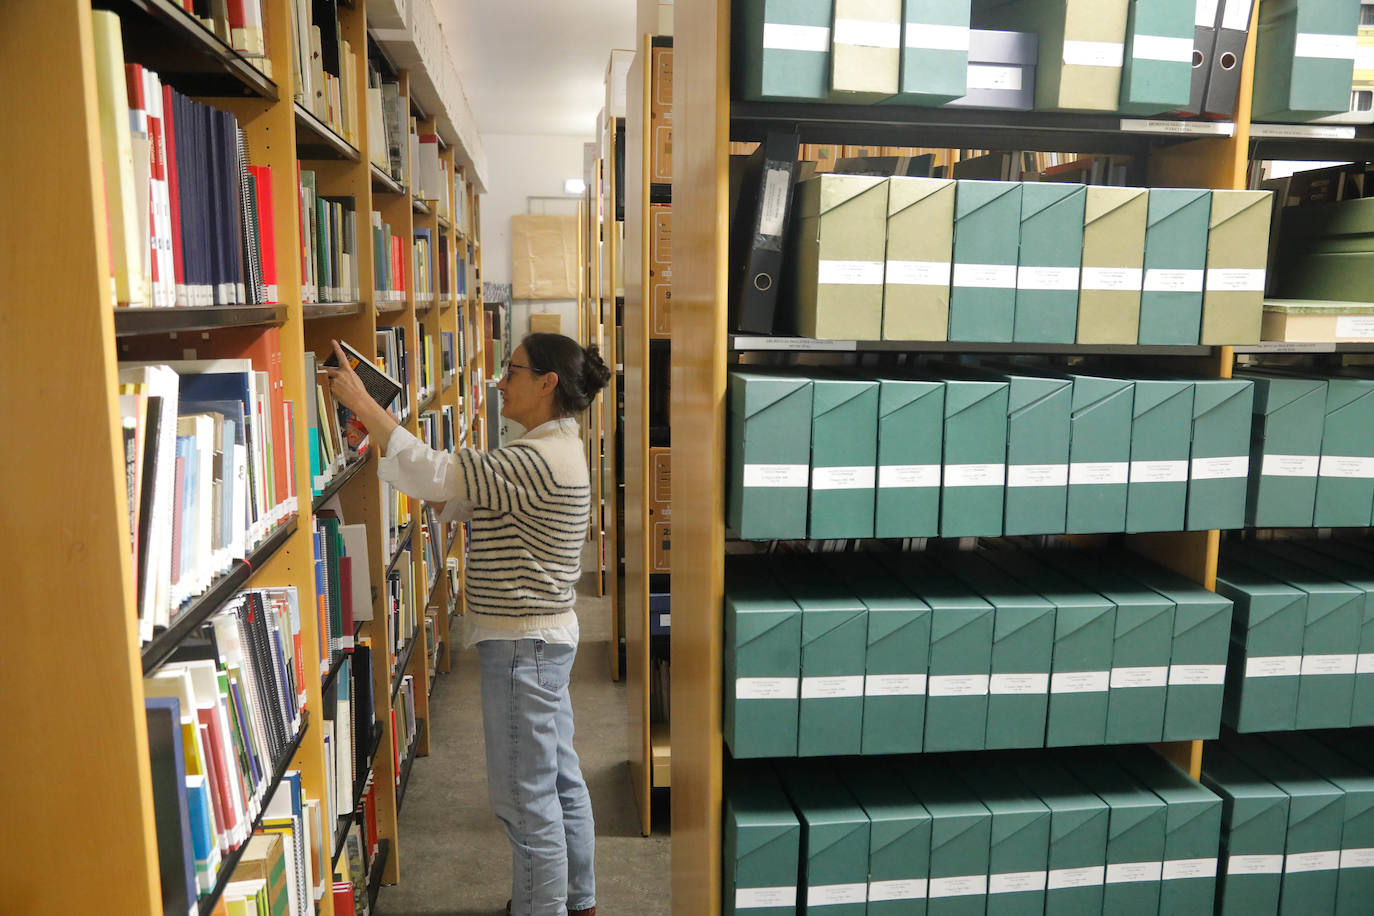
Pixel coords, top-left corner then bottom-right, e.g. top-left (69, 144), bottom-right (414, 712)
top-left (502, 361), bottom-right (549, 382)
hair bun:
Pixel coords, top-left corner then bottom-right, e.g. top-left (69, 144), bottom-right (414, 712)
top-left (581, 344), bottom-right (612, 396)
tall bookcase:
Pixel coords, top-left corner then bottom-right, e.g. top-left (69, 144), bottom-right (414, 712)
top-left (0, 0), bottom-right (484, 910)
top-left (665, 3), bottom-right (1284, 912)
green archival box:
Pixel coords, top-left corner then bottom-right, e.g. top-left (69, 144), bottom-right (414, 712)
top-left (1125, 379), bottom-right (1194, 534)
top-left (949, 180), bottom-right (1021, 342)
top-left (724, 563), bottom-right (802, 759)
top-left (1186, 379), bottom-right (1254, 532)
top-left (1311, 376), bottom-right (1374, 528)
top-left (901, 760), bottom-right (992, 916)
top-left (1015, 759), bottom-right (1109, 914)
top-left (808, 376), bottom-right (879, 539)
top-left (1065, 374), bottom-right (1134, 534)
top-left (938, 377), bottom-right (1009, 537)
top-left (1303, 538), bottom-right (1374, 726)
top-left (727, 371), bottom-right (813, 540)
top-left (1063, 751), bottom-right (1168, 916)
top-left (842, 761), bottom-right (934, 916)
top-left (724, 763), bottom-right (802, 916)
top-left (889, 0), bottom-right (972, 104)
top-left (1013, 183), bottom-right (1086, 344)
top-left (1138, 188), bottom-right (1210, 344)
top-left (778, 761), bottom-right (872, 916)
top-left (1118, 0), bottom-right (1195, 114)
top-left (1199, 748), bottom-right (1289, 916)
top-left (1214, 560), bottom-right (1305, 734)
top-left (733, 0), bottom-right (833, 102)
top-left (999, 372), bottom-right (1072, 536)
top-left (1235, 372), bottom-right (1325, 528)
top-left (874, 377), bottom-right (944, 537)
top-left (1250, 0), bottom-right (1362, 122)
top-left (960, 762), bottom-right (1051, 916)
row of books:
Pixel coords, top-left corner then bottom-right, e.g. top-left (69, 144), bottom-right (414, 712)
top-left (376, 327), bottom-right (413, 422)
top-left (386, 549), bottom-right (419, 677)
top-left (414, 229), bottom-right (436, 304)
top-left (420, 504), bottom-right (442, 598)
top-left (298, 174), bottom-right (359, 304)
top-left (416, 325), bottom-right (437, 403)
top-left (445, 557), bottom-right (461, 616)
top-left (334, 806), bottom-right (379, 916)
top-left (94, 14), bottom-right (277, 309)
top-left (118, 331), bottom-right (297, 640)
top-left (366, 66), bottom-right (408, 186)
top-left (393, 673), bottom-right (420, 789)
top-left (179, 0), bottom-right (269, 74)
top-left (144, 586), bottom-right (309, 912)
top-left (374, 211), bottom-right (409, 304)
top-left (313, 510), bottom-right (373, 670)
top-left (441, 331), bottom-right (457, 383)
top-left (289, 0), bottom-right (360, 146)
top-left (304, 352), bottom-right (360, 499)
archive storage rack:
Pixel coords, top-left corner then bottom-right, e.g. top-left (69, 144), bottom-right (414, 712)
top-left (0, 0), bottom-right (483, 910)
top-left (664, 2), bottom-right (1300, 912)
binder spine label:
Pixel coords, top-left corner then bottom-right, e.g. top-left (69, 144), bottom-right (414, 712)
top-left (818, 259), bottom-right (885, 285)
top-left (1262, 454), bottom-right (1320, 477)
top-left (758, 168), bottom-right (791, 239)
top-left (928, 674), bottom-right (990, 697)
top-left (943, 463), bottom-right (1006, 487)
top-left (865, 673), bottom-right (927, 696)
top-left (1169, 664), bottom-right (1227, 685)
top-left (762, 23), bottom-right (830, 52)
top-left (1359, 653), bottom-right (1374, 674)
top-left (1319, 455), bottom-right (1374, 479)
top-left (1017, 266), bottom-right (1080, 290)
top-left (1197, 0), bottom-right (1220, 27)
top-left (879, 464), bottom-right (942, 488)
top-left (1051, 671), bottom-right (1110, 694)
top-left (1286, 851), bottom-right (1341, 873)
top-left (1191, 456), bottom-right (1249, 479)
top-left (808, 883), bottom-right (868, 905)
top-left (736, 887), bottom-right (798, 909)
top-left (735, 677), bottom-right (799, 700)
top-left (1110, 666), bottom-right (1169, 688)
top-left (1133, 35), bottom-right (1195, 63)
top-left (1229, 854), bottom-right (1284, 875)
top-left (800, 676), bottom-right (865, 699)
top-left (869, 879), bottom-right (928, 901)
top-left (1107, 862), bottom-right (1164, 883)
top-left (1341, 848), bottom-right (1374, 869)
top-left (1071, 462), bottom-right (1130, 485)
top-left (1221, 0), bottom-right (1252, 30)
top-left (1007, 464), bottom-right (1069, 488)
top-left (928, 875), bottom-right (988, 898)
top-left (905, 24), bottom-right (971, 52)
top-left (742, 464), bottom-right (808, 487)
top-left (990, 673), bottom-right (1049, 695)
top-left (886, 259), bottom-right (952, 286)
top-left (1144, 268), bottom-right (1205, 292)
top-left (989, 871), bottom-right (1048, 893)
top-left (1206, 268), bottom-right (1265, 291)
top-left (1082, 267), bottom-right (1144, 291)
top-left (1295, 33), bottom-right (1358, 60)
top-left (1062, 40), bottom-right (1125, 68)
top-left (1162, 858), bottom-right (1218, 880)
top-left (1048, 866), bottom-right (1105, 889)
top-left (1301, 654), bottom-right (1358, 676)
top-left (1130, 460), bottom-right (1189, 483)
top-left (833, 19), bottom-right (900, 49)
top-left (952, 263), bottom-right (1016, 289)
top-left (812, 466), bottom-right (877, 490)
top-left (1245, 656), bottom-right (1302, 678)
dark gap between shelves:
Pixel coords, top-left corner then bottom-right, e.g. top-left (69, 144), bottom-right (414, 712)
top-left (367, 838), bottom-right (391, 911)
top-left (293, 103), bottom-right (361, 162)
top-left (313, 452), bottom-right (374, 512)
top-left (385, 522), bottom-right (415, 579)
top-left (331, 723), bottom-right (385, 865)
top-left (395, 719), bottom-right (426, 814)
top-left (391, 628), bottom-right (421, 702)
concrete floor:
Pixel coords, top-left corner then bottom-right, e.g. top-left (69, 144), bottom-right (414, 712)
top-left (376, 551), bottom-right (671, 915)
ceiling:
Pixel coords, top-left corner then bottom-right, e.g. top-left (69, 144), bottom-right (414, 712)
top-left (435, 0), bottom-right (637, 138)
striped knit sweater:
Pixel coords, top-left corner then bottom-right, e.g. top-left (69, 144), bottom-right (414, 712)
top-left (376, 417), bottom-right (589, 632)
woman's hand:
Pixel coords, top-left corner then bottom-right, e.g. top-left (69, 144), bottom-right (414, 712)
top-left (323, 340), bottom-right (373, 416)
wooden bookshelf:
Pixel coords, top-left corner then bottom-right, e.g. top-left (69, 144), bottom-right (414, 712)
top-left (601, 90), bottom-right (626, 681)
top-left (0, 0), bottom-right (483, 909)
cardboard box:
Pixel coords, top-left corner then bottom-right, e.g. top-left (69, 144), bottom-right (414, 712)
top-left (830, 0), bottom-right (902, 102)
top-left (727, 371), bottom-right (813, 541)
top-left (1186, 379), bottom-right (1254, 532)
top-left (944, 29), bottom-right (1038, 110)
top-left (510, 214), bottom-right (579, 299)
top-left (1015, 761), bottom-right (1109, 914)
top-left (882, 553), bottom-right (993, 753)
top-left (959, 764), bottom-right (1051, 915)
top-left (650, 43), bottom-right (672, 183)
top-left (1202, 190), bottom-right (1272, 345)
top-left (724, 564), bottom-right (802, 759)
top-left (527, 312), bottom-right (563, 334)
top-left (1118, 0), bottom-right (1196, 114)
top-left (1312, 376), bottom-right (1374, 527)
top-left (1014, 184), bottom-right (1086, 344)
top-left (1063, 752), bottom-right (1168, 916)
top-left (888, 0), bottom-right (972, 105)
top-left (808, 377), bottom-right (879, 539)
top-left (1235, 372), bottom-right (1326, 528)
top-left (999, 372), bottom-right (1072, 535)
top-left (949, 180), bottom-right (1021, 342)
top-left (778, 762), bottom-right (872, 914)
top-left (901, 760), bottom-right (992, 914)
top-left (873, 377), bottom-right (944, 538)
top-left (984, 0), bottom-right (1131, 112)
top-left (1065, 374), bottom-right (1135, 534)
top-left (1251, 0), bottom-right (1362, 122)
top-left (1139, 188), bottom-right (1210, 345)
top-left (840, 762), bottom-right (933, 915)
top-left (1199, 748), bottom-right (1289, 916)
top-left (792, 175), bottom-right (889, 340)
top-left (1078, 187), bottom-right (1148, 344)
top-left (1126, 380), bottom-right (1194, 533)
top-left (946, 552), bottom-right (1055, 750)
top-left (1214, 562), bottom-right (1305, 734)
top-left (649, 204), bottom-right (672, 338)
top-left (649, 446), bottom-right (670, 573)
top-left (734, 0), bottom-right (832, 102)
top-left (725, 764), bottom-right (803, 916)
top-left (1261, 300), bottom-right (1374, 343)
top-left (883, 177), bottom-right (955, 341)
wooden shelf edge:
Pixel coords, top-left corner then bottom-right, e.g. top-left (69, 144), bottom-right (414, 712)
top-left (312, 451), bottom-right (374, 512)
top-left (302, 301), bottom-right (364, 321)
top-left (114, 305), bottom-right (286, 337)
top-left (293, 102), bottom-right (362, 161)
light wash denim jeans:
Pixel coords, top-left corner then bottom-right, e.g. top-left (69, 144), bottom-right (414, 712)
top-left (478, 638), bottom-right (596, 915)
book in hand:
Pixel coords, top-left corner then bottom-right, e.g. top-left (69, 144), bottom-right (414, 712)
top-left (322, 341), bottom-right (403, 410)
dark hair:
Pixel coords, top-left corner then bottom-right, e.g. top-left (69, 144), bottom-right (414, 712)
top-left (521, 332), bottom-right (612, 415)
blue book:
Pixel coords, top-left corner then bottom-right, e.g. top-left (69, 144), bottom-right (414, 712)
top-left (175, 434), bottom-right (195, 594)
top-left (145, 697), bottom-right (198, 915)
top-left (185, 775), bottom-right (217, 892)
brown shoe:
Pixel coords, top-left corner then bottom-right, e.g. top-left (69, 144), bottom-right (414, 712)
top-left (570, 909), bottom-right (596, 916)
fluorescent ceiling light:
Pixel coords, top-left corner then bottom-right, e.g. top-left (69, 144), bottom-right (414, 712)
top-left (565, 178), bottom-right (587, 195)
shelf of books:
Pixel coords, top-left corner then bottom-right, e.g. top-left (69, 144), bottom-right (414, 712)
top-left (666, 0), bottom-right (1374, 914)
top-left (1, 0), bottom-right (482, 911)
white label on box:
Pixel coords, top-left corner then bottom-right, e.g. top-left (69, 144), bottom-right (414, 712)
top-left (1359, 654), bottom-right (1374, 674)
top-left (743, 464), bottom-right (809, 488)
top-left (1222, 0), bottom-right (1252, 30)
top-left (953, 263), bottom-right (1017, 288)
top-left (812, 466), bottom-right (877, 490)
top-left (1111, 666), bottom-right (1169, 688)
top-left (1064, 39), bottom-right (1125, 67)
top-left (868, 879), bottom-right (928, 901)
top-left (1246, 655), bottom-right (1302, 678)
top-left (1163, 858), bottom-right (1218, 880)
top-left (1071, 462), bottom-right (1130, 485)
top-left (1144, 268), bottom-right (1205, 292)
top-left (1192, 456), bottom-right (1250, 480)
top-left (1262, 454), bottom-right (1320, 477)
top-left (927, 875), bottom-right (988, 898)
top-left (887, 259), bottom-right (952, 286)
top-left (1302, 654), bottom-right (1358, 676)
top-left (1170, 664), bottom-right (1227, 685)
top-left (736, 677), bottom-right (799, 700)
top-left (834, 18), bottom-right (900, 48)
top-left (866, 674), bottom-right (927, 696)
top-left (660, 614), bottom-right (671, 628)
top-left (1319, 456), bottom-right (1374, 479)
top-left (1342, 848), bottom-right (1374, 869)
top-left (1286, 851), bottom-right (1341, 873)
top-left (759, 168), bottom-right (790, 238)
top-left (1107, 862), bottom-right (1164, 884)
top-left (736, 886), bottom-right (798, 909)
top-left (989, 871), bottom-right (1047, 894)
top-left (1206, 268), bottom-right (1266, 291)
top-left (880, 464), bottom-right (942, 488)
top-left (990, 673), bottom-right (1050, 695)
top-left (762, 22), bottom-right (830, 53)
top-left (1131, 460), bottom-right (1189, 483)
top-left (1197, 0), bottom-right (1220, 28)
top-left (1008, 464), bottom-right (1070, 488)
top-left (1228, 855), bottom-right (1284, 876)
top-left (801, 676), bottom-right (865, 699)
top-left (1335, 316), bottom-right (1374, 338)
top-left (808, 883), bottom-right (868, 905)
top-left (1051, 671), bottom-right (1110, 694)
top-left (1133, 34), bottom-right (1195, 62)
top-left (943, 464), bottom-right (1006, 487)
top-left (1082, 267), bottom-right (1144, 291)
top-left (1358, 46), bottom-right (1374, 70)
top-left (819, 259), bottom-right (884, 285)
top-left (1048, 866), bottom-right (1105, 890)
top-left (1017, 266), bottom-right (1080, 291)
top-left (966, 64), bottom-right (1023, 91)
top-left (1295, 33), bottom-right (1358, 60)
top-left (928, 674), bottom-right (990, 697)
top-left (907, 24), bottom-right (972, 51)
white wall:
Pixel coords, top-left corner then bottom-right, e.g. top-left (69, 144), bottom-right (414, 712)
top-left (480, 133), bottom-right (590, 288)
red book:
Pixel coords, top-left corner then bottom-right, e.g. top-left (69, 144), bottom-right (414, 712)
top-left (363, 779), bottom-right (379, 856)
top-left (161, 83), bottom-right (186, 305)
top-left (332, 883), bottom-right (352, 912)
top-left (196, 706), bottom-right (241, 847)
top-left (196, 722), bottom-right (230, 852)
top-left (249, 165), bottom-right (277, 303)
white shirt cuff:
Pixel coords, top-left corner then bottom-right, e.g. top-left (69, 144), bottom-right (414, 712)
top-left (377, 426), bottom-right (420, 484)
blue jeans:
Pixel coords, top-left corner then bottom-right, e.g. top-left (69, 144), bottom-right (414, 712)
top-left (478, 639), bottom-right (596, 915)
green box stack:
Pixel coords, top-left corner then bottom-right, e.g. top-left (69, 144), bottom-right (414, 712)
top-left (724, 762), bottom-right (802, 916)
top-left (727, 371), bottom-right (813, 540)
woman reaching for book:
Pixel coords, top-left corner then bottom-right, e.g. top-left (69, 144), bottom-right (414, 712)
top-left (325, 333), bottom-right (610, 916)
